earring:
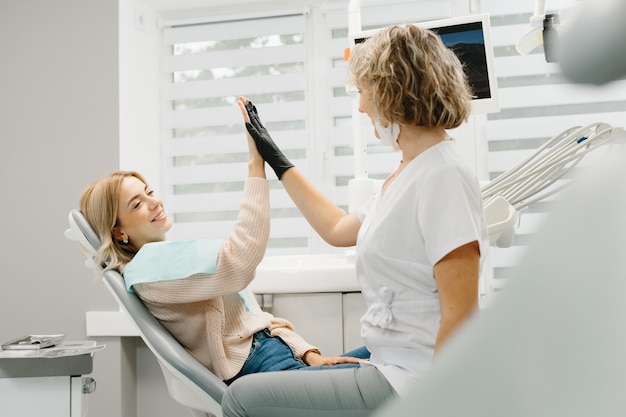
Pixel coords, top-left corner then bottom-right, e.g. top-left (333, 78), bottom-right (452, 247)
top-left (122, 238), bottom-right (129, 244)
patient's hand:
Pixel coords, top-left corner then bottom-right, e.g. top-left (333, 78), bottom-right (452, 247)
top-left (303, 351), bottom-right (362, 367)
top-left (238, 96), bottom-right (265, 178)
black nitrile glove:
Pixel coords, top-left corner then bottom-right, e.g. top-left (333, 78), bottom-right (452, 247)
top-left (244, 100), bottom-right (294, 180)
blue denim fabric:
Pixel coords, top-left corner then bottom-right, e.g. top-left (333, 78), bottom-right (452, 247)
top-left (224, 329), bottom-right (370, 385)
top-left (342, 345), bottom-right (370, 359)
top-left (224, 329), bottom-right (304, 385)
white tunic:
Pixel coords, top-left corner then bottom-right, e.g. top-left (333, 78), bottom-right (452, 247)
top-left (356, 140), bottom-right (489, 395)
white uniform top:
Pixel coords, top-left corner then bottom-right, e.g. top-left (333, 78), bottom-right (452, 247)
top-left (356, 140), bottom-right (489, 396)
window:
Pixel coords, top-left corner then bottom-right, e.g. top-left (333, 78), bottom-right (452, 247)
top-left (160, 1), bottom-right (457, 255)
top-left (161, 13), bottom-right (309, 253)
top-left (159, 1), bottom-right (626, 299)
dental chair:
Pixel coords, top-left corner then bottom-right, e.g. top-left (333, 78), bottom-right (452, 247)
top-left (65, 209), bottom-right (227, 417)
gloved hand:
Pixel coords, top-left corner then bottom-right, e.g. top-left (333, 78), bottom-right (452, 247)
top-left (244, 100), bottom-right (294, 180)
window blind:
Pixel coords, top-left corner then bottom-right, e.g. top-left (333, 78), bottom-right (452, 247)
top-left (161, 13), bottom-right (311, 254)
top-left (160, 1), bottom-right (458, 255)
top-left (159, 1), bottom-right (626, 291)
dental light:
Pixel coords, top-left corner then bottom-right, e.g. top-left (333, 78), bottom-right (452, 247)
top-left (515, 0), bottom-right (565, 62)
top-left (482, 122), bottom-right (626, 247)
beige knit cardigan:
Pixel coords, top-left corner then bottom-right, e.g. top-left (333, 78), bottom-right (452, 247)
top-left (133, 178), bottom-right (318, 380)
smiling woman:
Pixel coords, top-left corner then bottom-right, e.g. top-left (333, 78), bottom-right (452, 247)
top-left (76, 98), bottom-right (366, 388)
top-left (112, 175), bottom-right (172, 251)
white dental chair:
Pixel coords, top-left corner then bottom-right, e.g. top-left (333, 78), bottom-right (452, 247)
top-left (65, 209), bottom-right (227, 417)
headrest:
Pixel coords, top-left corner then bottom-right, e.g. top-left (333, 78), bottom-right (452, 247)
top-left (65, 209), bottom-right (102, 269)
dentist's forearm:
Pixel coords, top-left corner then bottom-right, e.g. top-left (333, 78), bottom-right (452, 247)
top-left (280, 167), bottom-right (357, 247)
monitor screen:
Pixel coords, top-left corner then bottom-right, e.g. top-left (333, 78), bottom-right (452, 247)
top-left (351, 14), bottom-right (500, 115)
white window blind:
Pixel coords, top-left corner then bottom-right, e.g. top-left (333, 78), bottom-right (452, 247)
top-left (159, 1), bottom-right (625, 274)
top-left (161, 13), bottom-right (311, 254)
top-left (160, 1), bottom-right (460, 255)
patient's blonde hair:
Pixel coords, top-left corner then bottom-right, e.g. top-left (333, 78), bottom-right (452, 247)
top-left (79, 170), bottom-right (146, 273)
top-left (348, 24), bottom-right (472, 129)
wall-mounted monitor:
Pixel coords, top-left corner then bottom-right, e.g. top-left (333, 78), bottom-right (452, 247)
top-left (350, 13), bottom-right (500, 115)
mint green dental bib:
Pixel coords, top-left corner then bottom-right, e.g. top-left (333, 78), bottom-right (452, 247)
top-left (122, 240), bottom-right (257, 314)
top-left (123, 240), bottom-right (222, 292)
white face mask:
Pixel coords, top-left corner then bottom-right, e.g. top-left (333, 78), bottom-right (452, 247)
top-left (374, 120), bottom-right (401, 150)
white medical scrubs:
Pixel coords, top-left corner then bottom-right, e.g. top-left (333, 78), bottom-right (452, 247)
top-left (356, 140), bottom-right (489, 396)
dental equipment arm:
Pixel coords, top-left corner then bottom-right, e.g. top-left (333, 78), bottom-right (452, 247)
top-left (483, 122), bottom-right (626, 247)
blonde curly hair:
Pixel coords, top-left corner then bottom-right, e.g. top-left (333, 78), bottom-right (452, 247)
top-left (348, 24), bottom-right (473, 129)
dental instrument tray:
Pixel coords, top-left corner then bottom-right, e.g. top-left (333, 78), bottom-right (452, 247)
top-left (1, 334), bottom-right (65, 350)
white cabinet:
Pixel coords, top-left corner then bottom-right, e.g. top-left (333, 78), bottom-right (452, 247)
top-left (0, 343), bottom-right (97, 417)
top-left (342, 292), bottom-right (368, 352)
top-left (251, 254), bottom-right (369, 356)
top-left (262, 291), bottom-right (367, 355)
top-left (0, 375), bottom-right (87, 417)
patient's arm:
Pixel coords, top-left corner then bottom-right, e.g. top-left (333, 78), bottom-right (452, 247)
top-left (134, 177), bottom-right (270, 304)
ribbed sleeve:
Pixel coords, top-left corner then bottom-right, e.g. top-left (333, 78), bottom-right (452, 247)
top-left (134, 177), bottom-right (270, 303)
top-left (132, 178), bottom-right (318, 380)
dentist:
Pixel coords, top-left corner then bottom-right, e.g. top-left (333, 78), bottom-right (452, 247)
top-left (223, 23), bottom-right (489, 416)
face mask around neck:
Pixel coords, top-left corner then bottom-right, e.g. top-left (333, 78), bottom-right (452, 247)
top-left (374, 119), bottom-right (401, 150)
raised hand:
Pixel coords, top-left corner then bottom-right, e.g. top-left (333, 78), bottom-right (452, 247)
top-left (243, 99), bottom-right (294, 180)
top-left (237, 96), bottom-right (265, 179)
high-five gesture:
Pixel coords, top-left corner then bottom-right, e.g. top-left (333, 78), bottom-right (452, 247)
top-left (242, 98), bottom-right (294, 179)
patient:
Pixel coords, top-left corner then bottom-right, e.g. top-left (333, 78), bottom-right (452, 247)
top-left (78, 100), bottom-right (364, 384)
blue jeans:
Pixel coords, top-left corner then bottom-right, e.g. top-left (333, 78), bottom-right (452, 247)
top-left (224, 329), bottom-right (370, 385)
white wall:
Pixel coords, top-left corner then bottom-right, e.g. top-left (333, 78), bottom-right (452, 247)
top-left (119, 0), bottom-right (162, 187)
top-left (0, 1), bottom-right (176, 416)
top-left (0, 1), bottom-right (132, 416)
